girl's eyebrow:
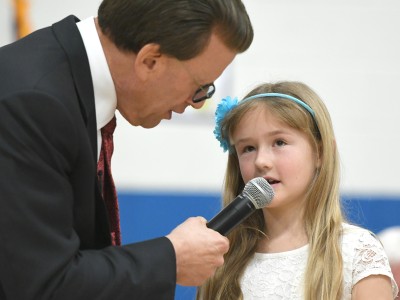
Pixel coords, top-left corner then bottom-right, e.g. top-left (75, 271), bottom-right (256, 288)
top-left (234, 129), bottom-right (292, 145)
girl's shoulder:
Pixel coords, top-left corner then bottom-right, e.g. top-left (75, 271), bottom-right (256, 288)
top-left (341, 222), bottom-right (386, 264)
top-left (341, 223), bottom-right (398, 297)
top-left (341, 223), bottom-right (376, 245)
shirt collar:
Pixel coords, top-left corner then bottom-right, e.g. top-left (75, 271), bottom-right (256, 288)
top-left (77, 16), bottom-right (117, 130)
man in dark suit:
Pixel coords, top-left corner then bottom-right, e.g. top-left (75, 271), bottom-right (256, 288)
top-left (0, 0), bottom-right (253, 299)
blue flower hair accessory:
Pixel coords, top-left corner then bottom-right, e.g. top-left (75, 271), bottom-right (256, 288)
top-left (213, 96), bottom-right (238, 152)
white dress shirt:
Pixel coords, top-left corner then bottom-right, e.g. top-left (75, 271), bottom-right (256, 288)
top-left (77, 16), bottom-right (117, 160)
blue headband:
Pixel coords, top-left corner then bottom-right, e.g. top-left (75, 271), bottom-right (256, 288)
top-left (213, 92), bottom-right (317, 152)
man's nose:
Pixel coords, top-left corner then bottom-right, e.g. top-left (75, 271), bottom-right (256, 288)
top-left (190, 99), bottom-right (206, 110)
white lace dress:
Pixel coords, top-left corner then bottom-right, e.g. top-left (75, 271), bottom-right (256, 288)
top-left (240, 223), bottom-right (399, 299)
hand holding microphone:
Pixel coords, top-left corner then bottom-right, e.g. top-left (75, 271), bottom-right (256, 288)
top-left (166, 177), bottom-right (274, 286)
top-left (207, 177), bottom-right (274, 236)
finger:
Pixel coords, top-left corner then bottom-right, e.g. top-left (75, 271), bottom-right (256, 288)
top-left (196, 216), bottom-right (207, 224)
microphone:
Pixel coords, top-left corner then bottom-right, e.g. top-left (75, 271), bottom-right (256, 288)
top-left (207, 177), bottom-right (274, 236)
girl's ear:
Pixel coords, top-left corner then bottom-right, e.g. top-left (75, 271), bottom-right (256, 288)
top-left (315, 142), bottom-right (323, 169)
top-left (315, 138), bottom-right (336, 169)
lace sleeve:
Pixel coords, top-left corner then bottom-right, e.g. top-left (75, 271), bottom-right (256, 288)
top-left (352, 230), bottom-right (399, 297)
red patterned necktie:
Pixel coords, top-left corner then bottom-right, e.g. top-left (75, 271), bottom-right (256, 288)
top-left (97, 116), bottom-right (121, 246)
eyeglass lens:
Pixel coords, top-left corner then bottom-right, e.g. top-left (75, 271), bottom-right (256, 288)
top-left (193, 83), bottom-right (215, 103)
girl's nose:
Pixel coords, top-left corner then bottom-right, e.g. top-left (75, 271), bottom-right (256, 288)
top-left (255, 148), bottom-right (273, 171)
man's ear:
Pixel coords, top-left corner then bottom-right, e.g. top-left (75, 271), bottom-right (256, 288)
top-left (134, 43), bottom-right (166, 80)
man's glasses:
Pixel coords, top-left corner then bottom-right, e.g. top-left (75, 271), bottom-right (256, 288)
top-left (192, 83), bottom-right (216, 103)
top-left (179, 60), bottom-right (216, 103)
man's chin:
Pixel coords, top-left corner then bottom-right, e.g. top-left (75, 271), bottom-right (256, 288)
top-left (141, 118), bottom-right (164, 129)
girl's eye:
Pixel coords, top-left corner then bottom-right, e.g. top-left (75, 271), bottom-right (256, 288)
top-left (242, 145), bottom-right (255, 153)
top-left (275, 139), bottom-right (287, 147)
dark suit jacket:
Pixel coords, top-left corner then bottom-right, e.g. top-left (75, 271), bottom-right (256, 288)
top-left (0, 16), bottom-right (176, 300)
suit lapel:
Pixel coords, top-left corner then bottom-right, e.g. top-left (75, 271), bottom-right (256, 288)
top-left (52, 16), bottom-right (112, 247)
top-left (51, 15), bottom-right (98, 163)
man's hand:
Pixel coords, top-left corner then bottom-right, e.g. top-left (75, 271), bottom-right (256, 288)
top-left (166, 216), bottom-right (229, 286)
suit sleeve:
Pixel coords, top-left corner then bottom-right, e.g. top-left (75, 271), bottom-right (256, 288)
top-left (0, 91), bottom-right (176, 300)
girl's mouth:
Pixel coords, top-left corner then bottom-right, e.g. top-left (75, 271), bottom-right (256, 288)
top-left (266, 179), bottom-right (280, 185)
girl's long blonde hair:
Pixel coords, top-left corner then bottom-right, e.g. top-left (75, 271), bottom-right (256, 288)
top-left (197, 81), bottom-right (345, 300)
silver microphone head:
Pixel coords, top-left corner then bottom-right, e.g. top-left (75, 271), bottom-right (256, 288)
top-left (243, 177), bottom-right (274, 209)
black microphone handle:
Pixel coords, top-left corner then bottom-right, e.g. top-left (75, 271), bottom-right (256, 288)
top-left (206, 194), bottom-right (256, 236)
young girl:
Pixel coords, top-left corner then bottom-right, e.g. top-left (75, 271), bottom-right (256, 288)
top-left (197, 81), bottom-right (398, 299)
